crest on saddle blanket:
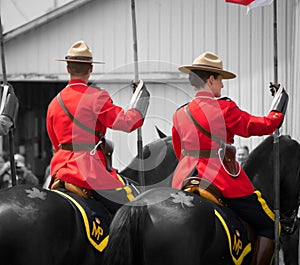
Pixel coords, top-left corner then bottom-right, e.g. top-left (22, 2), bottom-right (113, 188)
top-left (214, 204), bottom-right (251, 265)
top-left (53, 189), bottom-right (111, 252)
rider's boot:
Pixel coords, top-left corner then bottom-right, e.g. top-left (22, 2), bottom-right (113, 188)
top-left (250, 236), bottom-right (274, 265)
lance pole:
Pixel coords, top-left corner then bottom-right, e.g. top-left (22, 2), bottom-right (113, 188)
top-left (130, 0), bottom-right (145, 189)
top-left (272, 1), bottom-right (280, 265)
top-left (0, 14), bottom-right (17, 186)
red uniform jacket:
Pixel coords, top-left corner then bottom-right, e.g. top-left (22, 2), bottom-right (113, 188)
top-left (47, 79), bottom-right (143, 190)
top-left (172, 91), bottom-right (284, 198)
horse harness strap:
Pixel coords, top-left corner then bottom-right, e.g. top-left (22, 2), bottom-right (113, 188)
top-left (57, 93), bottom-right (103, 138)
top-left (185, 105), bottom-right (223, 145)
top-left (184, 104), bottom-right (240, 177)
top-left (182, 149), bottom-right (219, 158)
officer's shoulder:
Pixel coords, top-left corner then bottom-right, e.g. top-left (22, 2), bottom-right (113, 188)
top-left (176, 102), bottom-right (188, 110)
top-left (88, 84), bottom-right (102, 91)
top-left (218, 96), bottom-right (232, 101)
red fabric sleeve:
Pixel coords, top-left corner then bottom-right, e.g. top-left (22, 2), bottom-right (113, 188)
top-left (172, 126), bottom-right (182, 160)
top-left (221, 100), bottom-right (284, 138)
top-left (93, 90), bottom-right (143, 133)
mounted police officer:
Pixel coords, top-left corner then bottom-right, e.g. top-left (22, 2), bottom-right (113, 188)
top-left (171, 52), bottom-right (288, 265)
top-left (47, 40), bottom-right (150, 214)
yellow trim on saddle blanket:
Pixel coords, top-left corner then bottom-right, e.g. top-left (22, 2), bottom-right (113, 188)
top-left (214, 209), bottom-right (251, 265)
top-left (53, 189), bottom-right (109, 252)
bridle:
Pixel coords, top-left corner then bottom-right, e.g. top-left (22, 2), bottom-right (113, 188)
top-left (280, 203), bottom-right (299, 234)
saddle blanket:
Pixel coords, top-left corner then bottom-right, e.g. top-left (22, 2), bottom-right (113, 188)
top-left (214, 203), bottom-right (252, 265)
top-left (53, 189), bottom-right (112, 252)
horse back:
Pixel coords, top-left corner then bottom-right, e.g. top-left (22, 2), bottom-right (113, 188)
top-left (0, 185), bottom-right (101, 265)
top-left (104, 187), bottom-right (230, 265)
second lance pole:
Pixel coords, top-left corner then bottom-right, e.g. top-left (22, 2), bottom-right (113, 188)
top-left (130, 0), bottom-right (145, 189)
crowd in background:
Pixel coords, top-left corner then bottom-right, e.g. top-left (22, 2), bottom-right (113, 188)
top-left (0, 152), bottom-right (40, 189)
top-left (236, 145), bottom-right (250, 168)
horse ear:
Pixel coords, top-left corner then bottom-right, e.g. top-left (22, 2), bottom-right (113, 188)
top-left (155, 126), bottom-right (167, 138)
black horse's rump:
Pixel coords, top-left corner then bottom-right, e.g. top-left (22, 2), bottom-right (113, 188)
top-left (104, 187), bottom-right (230, 265)
top-left (0, 185), bottom-right (103, 265)
top-left (104, 187), bottom-right (253, 265)
top-left (104, 135), bottom-right (300, 265)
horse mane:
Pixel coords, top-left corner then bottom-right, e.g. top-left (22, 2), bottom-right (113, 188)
top-left (120, 135), bottom-right (175, 187)
top-left (243, 135), bottom-right (274, 172)
top-left (245, 135), bottom-right (297, 166)
top-left (103, 202), bottom-right (150, 265)
top-left (250, 135), bottom-right (274, 157)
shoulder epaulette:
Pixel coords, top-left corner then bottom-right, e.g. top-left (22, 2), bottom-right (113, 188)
top-left (176, 102), bottom-right (189, 110)
top-left (218, 97), bottom-right (232, 101)
top-left (88, 84), bottom-right (102, 91)
top-left (92, 86), bottom-right (102, 91)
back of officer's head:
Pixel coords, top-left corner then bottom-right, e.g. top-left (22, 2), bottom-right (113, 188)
top-left (67, 62), bottom-right (92, 76)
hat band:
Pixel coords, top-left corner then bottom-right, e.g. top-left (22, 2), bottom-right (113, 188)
top-left (65, 56), bottom-right (93, 62)
top-left (192, 64), bottom-right (222, 70)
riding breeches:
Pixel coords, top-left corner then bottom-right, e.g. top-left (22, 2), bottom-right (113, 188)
top-left (223, 190), bottom-right (277, 239)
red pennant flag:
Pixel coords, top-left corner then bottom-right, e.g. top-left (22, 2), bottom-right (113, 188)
top-left (225, 0), bottom-right (254, 5)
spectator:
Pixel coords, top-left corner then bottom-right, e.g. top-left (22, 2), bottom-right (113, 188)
top-left (0, 153), bottom-right (10, 189)
top-left (0, 154), bottom-right (39, 188)
top-left (236, 145), bottom-right (249, 167)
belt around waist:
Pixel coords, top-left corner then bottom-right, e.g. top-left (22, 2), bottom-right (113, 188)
top-left (59, 143), bottom-right (102, 151)
top-left (182, 149), bottom-right (219, 158)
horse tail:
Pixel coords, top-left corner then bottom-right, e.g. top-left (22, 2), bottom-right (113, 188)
top-left (103, 203), bottom-right (150, 265)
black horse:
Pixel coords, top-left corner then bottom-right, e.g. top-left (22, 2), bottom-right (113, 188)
top-left (244, 135), bottom-right (300, 265)
top-left (103, 135), bottom-right (300, 265)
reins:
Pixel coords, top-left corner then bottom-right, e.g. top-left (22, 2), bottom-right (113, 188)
top-left (280, 208), bottom-right (298, 234)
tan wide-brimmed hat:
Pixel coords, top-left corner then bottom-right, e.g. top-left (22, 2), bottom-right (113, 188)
top-left (56, 40), bottom-right (104, 64)
top-left (178, 52), bottom-right (236, 79)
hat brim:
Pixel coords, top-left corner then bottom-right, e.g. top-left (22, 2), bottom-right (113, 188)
top-left (179, 65), bottom-right (236, 79)
top-left (55, 58), bottom-right (105, 64)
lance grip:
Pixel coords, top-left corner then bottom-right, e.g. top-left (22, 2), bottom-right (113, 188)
top-left (269, 83), bottom-right (289, 115)
top-left (129, 80), bottom-right (150, 119)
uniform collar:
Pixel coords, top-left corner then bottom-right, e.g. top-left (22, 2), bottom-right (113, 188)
top-left (195, 91), bottom-right (214, 98)
top-left (68, 79), bottom-right (87, 85)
